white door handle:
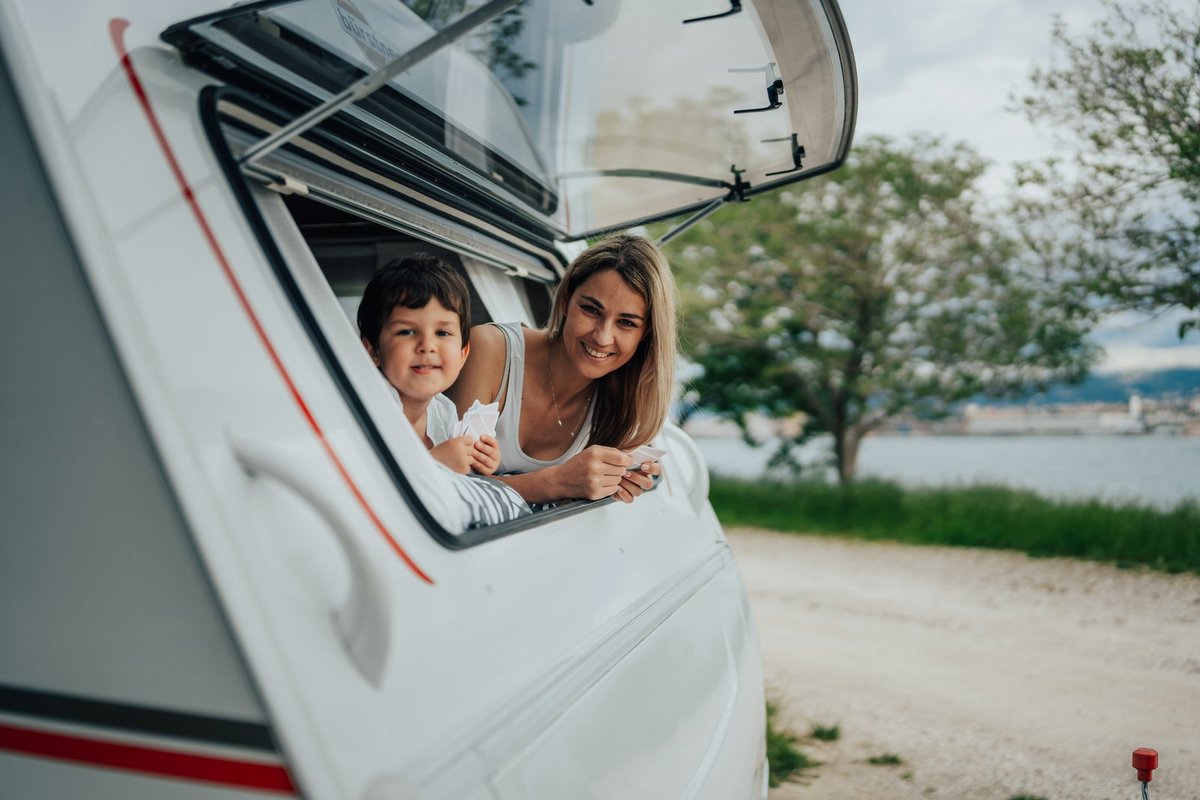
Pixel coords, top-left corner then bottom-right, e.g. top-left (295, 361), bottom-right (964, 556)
top-left (230, 431), bottom-right (390, 686)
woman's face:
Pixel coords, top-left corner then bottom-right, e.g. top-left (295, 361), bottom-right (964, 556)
top-left (560, 269), bottom-right (648, 380)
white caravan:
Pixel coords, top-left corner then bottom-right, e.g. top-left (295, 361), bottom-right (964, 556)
top-left (0, 1), bottom-right (855, 797)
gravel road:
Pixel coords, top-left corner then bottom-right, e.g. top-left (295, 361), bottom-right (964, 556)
top-left (726, 528), bottom-right (1200, 800)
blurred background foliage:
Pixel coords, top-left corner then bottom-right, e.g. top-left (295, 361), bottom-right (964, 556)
top-left (652, 0), bottom-right (1199, 485)
top-left (656, 136), bottom-right (1096, 483)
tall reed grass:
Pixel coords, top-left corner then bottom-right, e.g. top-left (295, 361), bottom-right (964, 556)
top-left (709, 477), bottom-right (1200, 574)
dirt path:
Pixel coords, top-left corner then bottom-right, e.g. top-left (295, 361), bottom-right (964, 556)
top-left (726, 528), bottom-right (1200, 800)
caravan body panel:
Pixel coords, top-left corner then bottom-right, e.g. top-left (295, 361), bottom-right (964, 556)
top-left (1, 1), bottom-right (855, 796)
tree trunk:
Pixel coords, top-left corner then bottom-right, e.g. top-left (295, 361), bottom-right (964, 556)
top-left (834, 427), bottom-right (860, 485)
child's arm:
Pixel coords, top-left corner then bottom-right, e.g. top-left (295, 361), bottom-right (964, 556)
top-left (429, 435), bottom-right (477, 474)
top-left (471, 435), bottom-right (500, 476)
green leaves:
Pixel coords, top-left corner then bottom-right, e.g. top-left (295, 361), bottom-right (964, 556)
top-left (661, 137), bottom-right (1095, 483)
top-left (1017, 0), bottom-right (1200, 330)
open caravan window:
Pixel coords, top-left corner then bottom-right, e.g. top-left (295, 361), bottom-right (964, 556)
top-left (201, 91), bottom-right (582, 546)
top-left (170, 0), bottom-right (856, 544)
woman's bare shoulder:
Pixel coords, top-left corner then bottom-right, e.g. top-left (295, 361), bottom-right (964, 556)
top-left (519, 324), bottom-right (547, 350)
top-left (470, 323), bottom-right (511, 369)
top-left (447, 324), bottom-right (507, 412)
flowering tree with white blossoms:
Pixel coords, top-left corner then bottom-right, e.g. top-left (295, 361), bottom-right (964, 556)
top-left (666, 136), bottom-right (1095, 483)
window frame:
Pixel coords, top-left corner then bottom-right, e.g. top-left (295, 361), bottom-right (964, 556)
top-left (199, 85), bottom-right (627, 549)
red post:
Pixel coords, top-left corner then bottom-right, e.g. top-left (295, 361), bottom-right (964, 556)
top-left (1132, 748), bottom-right (1159, 782)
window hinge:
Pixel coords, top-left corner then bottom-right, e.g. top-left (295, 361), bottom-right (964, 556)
top-left (264, 173), bottom-right (309, 196)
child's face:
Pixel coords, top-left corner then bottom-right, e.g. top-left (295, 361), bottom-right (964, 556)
top-left (367, 298), bottom-right (467, 404)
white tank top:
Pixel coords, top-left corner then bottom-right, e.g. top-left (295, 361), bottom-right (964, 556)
top-left (492, 322), bottom-right (594, 474)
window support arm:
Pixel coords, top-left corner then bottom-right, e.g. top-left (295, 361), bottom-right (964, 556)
top-left (657, 166), bottom-right (752, 246)
top-left (656, 197), bottom-right (727, 246)
top-left (238, 0), bottom-right (523, 169)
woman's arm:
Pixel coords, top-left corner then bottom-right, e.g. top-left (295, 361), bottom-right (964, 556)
top-left (495, 445), bottom-right (635, 504)
top-left (446, 323), bottom-right (507, 416)
top-left (449, 325), bottom-right (656, 505)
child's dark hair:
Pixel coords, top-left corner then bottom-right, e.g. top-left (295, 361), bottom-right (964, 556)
top-left (357, 254), bottom-right (471, 349)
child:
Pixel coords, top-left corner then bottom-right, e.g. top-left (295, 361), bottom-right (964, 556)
top-left (357, 254), bottom-right (500, 475)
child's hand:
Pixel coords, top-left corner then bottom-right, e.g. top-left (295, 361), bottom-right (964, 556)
top-left (471, 435), bottom-right (501, 475)
top-left (430, 435), bottom-right (476, 474)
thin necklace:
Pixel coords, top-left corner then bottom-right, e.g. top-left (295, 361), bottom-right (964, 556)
top-left (547, 347), bottom-right (594, 439)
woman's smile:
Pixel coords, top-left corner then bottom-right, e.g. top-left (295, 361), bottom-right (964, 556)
top-left (581, 342), bottom-right (614, 360)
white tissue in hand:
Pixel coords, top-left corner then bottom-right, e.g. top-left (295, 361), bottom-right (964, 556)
top-left (454, 400), bottom-right (499, 442)
top-left (627, 444), bottom-right (667, 465)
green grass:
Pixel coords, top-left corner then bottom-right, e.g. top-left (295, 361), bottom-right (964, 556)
top-left (810, 723), bottom-right (841, 741)
top-left (766, 702), bottom-right (818, 787)
top-left (710, 477), bottom-right (1200, 574)
top-left (868, 753), bottom-right (904, 765)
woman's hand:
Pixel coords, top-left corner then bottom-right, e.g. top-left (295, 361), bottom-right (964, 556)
top-left (494, 448), bottom-right (659, 505)
top-left (553, 446), bottom-right (633, 500)
top-left (614, 460), bottom-right (660, 504)
top-left (471, 435), bottom-right (501, 475)
top-left (429, 435), bottom-right (476, 474)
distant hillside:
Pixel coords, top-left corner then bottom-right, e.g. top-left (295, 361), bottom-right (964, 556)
top-left (983, 368), bottom-right (1200, 406)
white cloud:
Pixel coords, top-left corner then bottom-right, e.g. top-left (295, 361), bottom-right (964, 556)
top-left (1092, 309), bottom-right (1198, 348)
top-left (842, 0), bottom-right (1196, 188)
top-left (841, 1), bottom-right (1199, 375)
top-left (1095, 344), bottom-right (1200, 373)
top-left (1091, 310), bottom-right (1200, 373)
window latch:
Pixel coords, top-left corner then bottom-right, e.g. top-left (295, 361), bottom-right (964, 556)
top-left (730, 64), bottom-right (784, 115)
top-left (683, 0), bottom-right (742, 24)
top-left (764, 134), bottom-right (806, 176)
top-left (735, 79), bottom-right (784, 115)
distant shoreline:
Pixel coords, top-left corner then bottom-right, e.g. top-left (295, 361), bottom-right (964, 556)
top-left (693, 434), bottom-right (1200, 511)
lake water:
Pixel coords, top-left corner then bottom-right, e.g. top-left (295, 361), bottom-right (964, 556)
top-left (693, 434), bottom-right (1200, 509)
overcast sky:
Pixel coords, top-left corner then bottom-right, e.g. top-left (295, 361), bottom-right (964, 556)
top-left (836, 0), bottom-right (1200, 372)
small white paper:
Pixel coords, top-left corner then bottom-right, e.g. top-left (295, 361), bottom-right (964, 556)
top-left (454, 400), bottom-right (499, 442)
top-left (626, 445), bottom-right (667, 467)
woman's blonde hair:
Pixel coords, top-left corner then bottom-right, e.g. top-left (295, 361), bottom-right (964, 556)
top-left (547, 234), bottom-right (676, 450)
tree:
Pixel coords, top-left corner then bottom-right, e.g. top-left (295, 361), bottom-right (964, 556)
top-left (664, 136), bottom-right (1095, 484)
top-left (1016, 0), bottom-right (1200, 335)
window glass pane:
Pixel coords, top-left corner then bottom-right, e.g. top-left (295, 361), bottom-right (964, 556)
top-left (171, 0), bottom-right (854, 237)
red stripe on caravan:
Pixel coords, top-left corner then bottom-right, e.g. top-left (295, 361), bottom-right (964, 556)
top-left (0, 722), bottom-right (296, 793)
top-left (107, 19), bottom-right (433, 585)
